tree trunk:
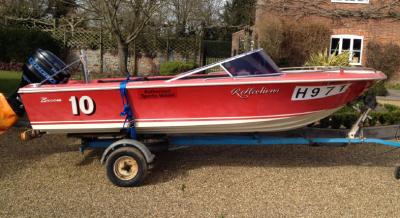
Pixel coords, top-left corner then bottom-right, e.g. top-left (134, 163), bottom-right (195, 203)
top-left (117, 41), bottom-right (129, 75)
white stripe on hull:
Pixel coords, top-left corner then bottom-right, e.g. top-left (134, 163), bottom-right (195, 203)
top-left (29, 110), bottom-right (329, 124)
top-left (32, 108), bottom-right (340, 134)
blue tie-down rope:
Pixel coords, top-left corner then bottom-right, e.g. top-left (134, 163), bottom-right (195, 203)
top-left (119, 76), bottom-right (137, 139)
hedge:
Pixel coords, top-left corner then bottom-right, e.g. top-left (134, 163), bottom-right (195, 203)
top-left (316, 104), bottom-right (400, 129)
top-left (0, 27), bottom-right (63, 63)
top-left (159, 61), bottom-right (197, 76)
top-left (203, 40), bottom-right (232, 58)
top-left (259, 18), bottom-right (332, 67)
top-left (366, 42), bottom-right (400, 80)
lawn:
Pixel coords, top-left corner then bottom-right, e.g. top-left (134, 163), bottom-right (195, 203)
top-left (0, 71), bottom-right (22, 97)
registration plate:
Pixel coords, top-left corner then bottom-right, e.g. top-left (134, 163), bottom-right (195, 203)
top-left (291, 84), bottom-right (350, 101)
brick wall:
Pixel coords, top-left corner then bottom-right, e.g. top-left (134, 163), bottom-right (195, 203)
top-left (66, 49), bottom-right (135, 74)
top-left (67, 49), bottom-right (195, 76)
top-left (255, 0), bottom-right (400, 67)
top-left (231, 30), bottom-right (244, 56)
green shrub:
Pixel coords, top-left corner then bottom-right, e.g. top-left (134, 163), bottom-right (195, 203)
top-left (368, 112), bottom-right (378, 126)
top-left (319, 117), bottom-right (330, 128)
top-left (393, 111), bottom-right (400, 124)
top-left (337, 105), bottom-right (357, 113)
top-left (259, 18), bottom-right (332, 67)
top-left (387, 113), bottom-right (396, 125)
top-left (383, 104), bottom-right (400, 112)
top-left (386, 83), bottom-right (400, 90)
top-left (203, 40), bottom-right (231, 58)
top-left (365, 81), bottom-right (388, 97)
top-left (366, 42), bottom-right (400, 80)
top-left (331, 115), bottom-right (343, 129)
top-left (159, 61), bottom-right (197, 76)
top-left (0, 27), bottom-right (64, 63)
top-left (304, 50), bottom-right (351, 67)
top-left (342, 113), bottom-right (358, 129)
top-left (378, 112), bottom-right (388, 125)
top-left (316, 104), bottom-right (400, 129)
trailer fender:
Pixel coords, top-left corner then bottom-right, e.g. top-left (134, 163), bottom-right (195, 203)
top-left (100, 139), bottom-right (155, 165)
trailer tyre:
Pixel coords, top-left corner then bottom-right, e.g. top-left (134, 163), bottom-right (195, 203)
top-left (395, 166), bottom-right (400, 180)
top-left (105, 147), bottom-right (148, 187)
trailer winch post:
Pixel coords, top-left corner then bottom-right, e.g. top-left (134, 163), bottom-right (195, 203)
top-left (348, 108), bottom-right (372, 139)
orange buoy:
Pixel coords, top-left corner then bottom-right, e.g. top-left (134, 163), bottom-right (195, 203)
top-left (0, 93), bottom-right (18, 134)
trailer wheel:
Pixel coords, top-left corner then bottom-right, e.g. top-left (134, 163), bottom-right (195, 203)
top-left (395, 166), bottom-right (400, 180)
top-left (105, 147), bottom-right (148, 187)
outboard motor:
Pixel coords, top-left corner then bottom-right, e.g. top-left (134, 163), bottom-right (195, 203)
top-left (7, 49), bottom-right (71, 116)
top-left (21, 49), bottom-right (70, 87)
top-left (1, 49), bottom-right (70, 133)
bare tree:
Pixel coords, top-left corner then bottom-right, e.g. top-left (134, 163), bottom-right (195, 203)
top-left (79, 0), bottom-right (162, 73)
top-left (0, 0), bottom-right (48, 18)
top-left (168, 0), bottom-right (198, 36)
top-left (199, 0), bottom-right (224, 26)
top-left (165, 0), bottom-right (223, 36)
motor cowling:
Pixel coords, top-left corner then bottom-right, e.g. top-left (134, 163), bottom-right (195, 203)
top-left (21, 49), bottom-right (70, 87)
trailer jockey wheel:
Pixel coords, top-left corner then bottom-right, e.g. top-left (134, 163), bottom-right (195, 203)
top-left (363, 93), bottom-right (377, 109)
top-left (395, 166), bottom-right (400, 180)
top-left (105, 147), bottom-right (148, 187)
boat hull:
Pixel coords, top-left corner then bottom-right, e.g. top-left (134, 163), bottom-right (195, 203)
top-left (19, 74), bottom-right (377, 135)
top-left (29, 107), bottom-right (339, 134)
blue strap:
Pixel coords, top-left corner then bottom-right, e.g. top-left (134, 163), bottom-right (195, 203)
top-left (119, 76), bottom-right (137, 139)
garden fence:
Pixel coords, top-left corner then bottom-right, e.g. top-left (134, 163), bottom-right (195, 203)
top-left (2, 16), bottom-right (231, 73)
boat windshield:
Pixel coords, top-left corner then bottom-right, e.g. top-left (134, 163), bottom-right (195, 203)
top-left (166, 49), bottom-right (282, 82)
top-left (221, 51), bottom-right (281, 76)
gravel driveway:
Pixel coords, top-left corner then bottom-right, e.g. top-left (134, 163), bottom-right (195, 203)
top-left (1, 127), bottom-right (400, 217)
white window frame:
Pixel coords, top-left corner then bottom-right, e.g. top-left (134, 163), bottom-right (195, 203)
top-left (331, 0), bottom-right (369, 4)
top-left (330, 35), bottom-right (364, 66)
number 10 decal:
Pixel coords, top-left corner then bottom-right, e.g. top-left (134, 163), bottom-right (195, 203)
top-left (69, 96), bottom-right (96, 115)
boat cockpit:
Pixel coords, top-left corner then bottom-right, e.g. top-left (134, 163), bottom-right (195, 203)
top-left (96, 49), bottom-right (283, 83)
top-left (165, 49), bottom-right (283, 82)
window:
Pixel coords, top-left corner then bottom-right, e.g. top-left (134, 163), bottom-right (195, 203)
top-left (331, 0), bottom-right (369, 4)
top-left (330, 35), bottom-right (363, 65)
top-left (222, 50), bottom-right (281, 76)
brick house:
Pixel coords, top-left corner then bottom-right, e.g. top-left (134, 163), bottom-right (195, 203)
top-left (232, 0), bottom-right (400, 66)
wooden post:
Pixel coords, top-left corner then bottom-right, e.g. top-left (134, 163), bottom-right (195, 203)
top-left (197, 35), bottom-right (203, 66)
top-left (166, 26), bottom-right (171, 62)
top-left (53, 18), bottom-right (57, 32)
top-left (63, 28), bottom-right (67, 46)
top-left (133, 41), bottom-right (138, 76)
top-left (100, 24), bottom-right (104, 73)
top-left (166, 34), bottom-right (170, 62)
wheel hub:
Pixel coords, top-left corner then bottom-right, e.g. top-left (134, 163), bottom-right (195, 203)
top-left (113, 156), bottom-right (139, 181)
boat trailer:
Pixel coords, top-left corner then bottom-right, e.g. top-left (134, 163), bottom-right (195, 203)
top-left (15, 51), bottom-right (400, 186)
top-left (76, 109), bottom-right (400, 187)
top-left (73, 76), bottom-right (400, 187)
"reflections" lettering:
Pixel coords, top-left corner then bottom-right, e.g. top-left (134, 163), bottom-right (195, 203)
top-left (231, 87), bottom-right (280, 99)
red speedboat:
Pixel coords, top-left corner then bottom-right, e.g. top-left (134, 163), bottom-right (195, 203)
top-left (1, 49), bottom-right (392, 187)
top-left (14, 49), bottom-right (386, 135)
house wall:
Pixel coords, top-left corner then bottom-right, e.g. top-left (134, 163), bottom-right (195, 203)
top-left (255, 0), bottom-right (400, 68)
top-left (232, 29), bottom-right (256, 56)
top-left (231, 30), bottom-right (245, 56)
top-left (330, 18), bottom-right (400, 66)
